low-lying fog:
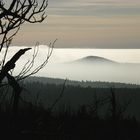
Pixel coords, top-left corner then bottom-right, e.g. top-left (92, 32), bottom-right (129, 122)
top-left (1, 46), bottom-right (140, 84)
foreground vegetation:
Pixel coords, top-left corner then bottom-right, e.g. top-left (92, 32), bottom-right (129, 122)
top-left (0, 77), bottom-right (140, 140)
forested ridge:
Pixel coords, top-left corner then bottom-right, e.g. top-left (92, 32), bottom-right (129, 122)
top-left (1, 76), bottom-right (140, 139)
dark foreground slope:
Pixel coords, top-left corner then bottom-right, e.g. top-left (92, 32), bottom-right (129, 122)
top-left (23, 77), bottom-right (140, 120)
top-left (0, 77), bottom-right (140, 140)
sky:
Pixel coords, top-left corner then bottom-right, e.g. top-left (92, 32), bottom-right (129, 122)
top-left (2, 0), bottom-right (140, 83)
top-left (8, 0), bottom-right (140, 48)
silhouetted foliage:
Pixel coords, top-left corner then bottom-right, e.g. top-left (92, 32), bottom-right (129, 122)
top-left (0, 0), bottom-right (53, 138)
top-left (0, 78), bottom-right (140, 139)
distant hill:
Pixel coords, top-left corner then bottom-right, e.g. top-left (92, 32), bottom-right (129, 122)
top-left (70, 56), bottom-right (117, 65)
top-left (67, 56), bottom-right (140, 66)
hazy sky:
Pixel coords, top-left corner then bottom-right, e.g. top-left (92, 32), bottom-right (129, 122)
top-left (11, 0), bottom-right (140, 48)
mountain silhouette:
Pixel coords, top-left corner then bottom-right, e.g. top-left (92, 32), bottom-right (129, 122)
top-left (71, 56), bottom-right (117, 64)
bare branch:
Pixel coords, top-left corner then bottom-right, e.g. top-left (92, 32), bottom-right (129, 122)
top-left (0, 48), bottom-right (32, 83)
top-left (16, 39), bottom-right (57, 81)
top-left (0, 0), bottom-right (48, 52)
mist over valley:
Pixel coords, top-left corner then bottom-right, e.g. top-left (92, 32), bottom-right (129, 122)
top-left (1, 47), bottom-right (140, 84)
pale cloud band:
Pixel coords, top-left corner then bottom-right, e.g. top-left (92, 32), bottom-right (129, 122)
top-left (8, 0), bottom-right (140, 48)
top-left (48, 0), bottom-right (140, 16)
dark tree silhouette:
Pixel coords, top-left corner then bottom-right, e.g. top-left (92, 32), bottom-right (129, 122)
top-left (0, 0), bottom-right (48, 51)
top-left (0, 0), bottom-right (53, 118)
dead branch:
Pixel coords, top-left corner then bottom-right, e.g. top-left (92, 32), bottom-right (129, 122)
top-left (0, 47), bottom-right (31, 83)
top-left (0, 0), bottom-right (48, 52)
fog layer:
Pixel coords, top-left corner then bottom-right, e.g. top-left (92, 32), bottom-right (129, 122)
top-left (1, 47), bottom-right (140, 84)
